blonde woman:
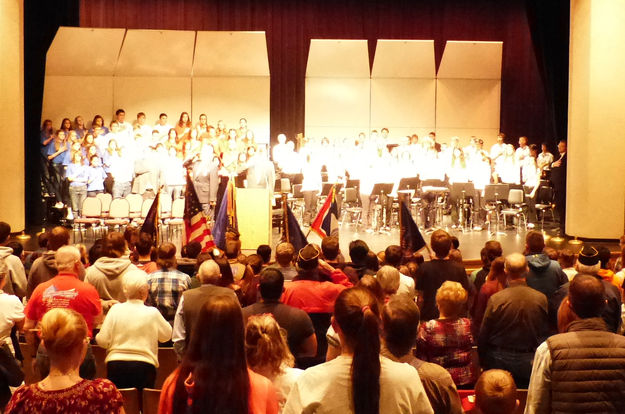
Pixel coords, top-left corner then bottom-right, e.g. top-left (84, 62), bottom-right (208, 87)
top-left (246, 314), bottom-right (302, 410)
top-left (417, 281), bottom-right (476, 388)
top-left (6, 308), bottom-right (124, 413)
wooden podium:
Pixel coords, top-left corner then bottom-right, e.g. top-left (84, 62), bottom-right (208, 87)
top-left (235, 188), bottom-right (272, 250)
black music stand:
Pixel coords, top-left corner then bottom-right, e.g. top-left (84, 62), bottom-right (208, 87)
top-left (449, 182), bottom-right (476, 203)
top-left (370, 183), bottom-right (394, 198)
top-left (321, 183), bottom-right (343, 197)
top-left (398, 177), bottom-right (420, 192)
top-left (346, 179), bottom-right (360, 192)
top-left (420, 179), bottom-right (446, 189)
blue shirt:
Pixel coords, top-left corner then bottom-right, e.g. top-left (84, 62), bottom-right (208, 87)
top-left (66, 163), bottom-right (88, 187)
top-left (87, 166), bottom-right (107, 191)
top-left (47, 142), bottom-right (70, 165)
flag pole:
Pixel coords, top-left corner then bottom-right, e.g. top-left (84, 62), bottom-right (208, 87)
top-left (282, 192), bottom-right (289, 243)
top-left (156, 185), bottom-right (164, 247)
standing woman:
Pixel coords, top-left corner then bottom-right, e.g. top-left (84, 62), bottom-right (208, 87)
top-left (40, 119), bottom-right (55, 194)
top-left (158, 294), bottom-right (278, 414)
top-left (59, 118), bottom-right (73, 136)
top-left (175, 112), bottom-right (192, 143)
top-left (66, 152), bottom-right (88, 217)
top-left (74, 115), bottom-right (87, 139)
top-left (283, 287), bottom-right (433, 413)
top-left (89, 115), bottom-right (109, 135)
top-left (47, 130), bottom-right (70, 207)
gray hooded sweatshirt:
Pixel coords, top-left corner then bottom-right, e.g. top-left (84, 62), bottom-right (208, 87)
top-left (0, 246), bottom-right (27, 298)
top-left (85, 257), bottom-right (141, 312)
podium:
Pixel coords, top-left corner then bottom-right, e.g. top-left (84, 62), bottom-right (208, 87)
top-left (236, 188), bottom-right (272, 250)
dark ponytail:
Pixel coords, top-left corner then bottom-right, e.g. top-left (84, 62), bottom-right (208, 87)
top-left (334, 288), bottom-right (381, 414)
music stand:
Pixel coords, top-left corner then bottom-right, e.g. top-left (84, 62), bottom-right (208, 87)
top-left (484, 184), bottom-right (510, 235)
top-left (370, 183), bottom-right (394, 198)
top-left (321, 183), bottom-right (343, 197)
top-left (420, 179), bottom-right (446, 189)
top-left (398, 177), bottom-right (420, 192)
top-left (346, 179), bottom-right (360, 192)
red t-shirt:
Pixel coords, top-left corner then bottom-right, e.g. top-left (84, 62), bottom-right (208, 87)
top-left (24, 272), bottom-right (102, 336)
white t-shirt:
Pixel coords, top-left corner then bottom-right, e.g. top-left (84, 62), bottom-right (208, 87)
top-left (0, 292), bottom-right (24, 345)
top-left (283, 355), bottom-right (433, 414)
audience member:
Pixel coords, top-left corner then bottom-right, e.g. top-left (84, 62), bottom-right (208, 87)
top-left (178, 241), bottom-right (201, 278)
top-left (376, 265), bottom-right (400, 301)
top-left (524, 231), bottom-right (568, 330)
top-left (172, 260), bottom-right (236, 357)
top-left (256, 244), bottom-right (272, 266)
top-left (381, 296), bottom-right (463, 414)
top-left (159, 295), bottom-right (279, 414)
top-left (525, 275), bottom-right (625, 413)
top-left (23, 231), bottom-right (49, 274)
top-left (270, 242), bottom-right (298, 281)
top-left (147, 243), bottom-right (191, 323)
top-left (85, 231), bottom-right (140, 312)
top-left (246, 314), bottom-right (303, 410)
top-left (226, 239), bottom-right (250, 283)
top-left (572, 245), bottom-right (622, 333)
top-left (0, 222), bottom-right (27, 298)
top-left (320, 236), bottom-right (344, 268)
top-left (95, 270), bottom-right (172, 390)
top-left (557, 248), bottom-right (576, 281)
top-left (24, 246), bottom-right (102, 379)
top-left (5, 242), bottom-right (22, 262)
top-left (343, 240), bottom-right (375, 282)
top-left (27, 226), bottom-right (84, 299)
top-left (0, 259), bottom-right (24, 355)
top-left (383, 245), bottom-right (416, 298)
top-left (478, 253), bottom-right (548, 387)
top-left (596, 245), bottom-right (623, 289)
top-left (283, 287), bottom-right (433, 413)
top-left (473, 241), bottom-right (503, 293)
top-left (243, 268), bottom-right (316, 360)
top-left (6, 308), bottom-right (123, 413)
top-left (416, 230), bottom-right (470, 321)
top-left (417, 281), bottom-right (476, 388)
top-left (472, 257), bottom-right (506, 335)
top-left (474, 369), bottom-right (518, 414)
top-left (132, 232), bottom-right (157, 274)
top-left (0, 344), bottom-right (23, 410)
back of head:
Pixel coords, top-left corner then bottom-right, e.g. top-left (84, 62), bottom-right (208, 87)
top-left (349, 240), bottom-right (370, 264)
top-left (214, 256), bottom-right (234, 286)
top-left (356, 274), bottom-right (385, 304)
top-left (7, 241), bottom-right (22, 258)
top-left (245, 314), bottom-right (294, 377)
top-left (256, 244), bottom-right (272, 264)
top-left (526, 230), bottom-right (545, 254)
top-left (596, 246), bottom-right (612, 269)
top-left (88, 239), bottom-right (105, 265)
top-left (275, 242), bottom-right (294, 267)
top-left (544, 247), bottom-right (558, 261)
top-left (436, 281), bottom-right (468, 318)
top-left (48, 226), bottom-right (70, 251)
top-left (558, 248), bottom-right (576, 269)
top-left (0, 222), bottom-right (10, 244)
top-left (225, 239), bottom-right (241, 259)
top-left (197, 260), bottom-right (221, 285)
top-left (451, 236), bottom-right (460, 250)
top-left (376, 265), bottom-right (400, 296)
top-left (569, 274), bottom-right (605, 319)
top-left (321, 236), bottom-right (340, 261)
top-left (177, 294), bottom-right (248, 414)
top-left (505, 253), bottom-right (528, 280)
top-left (475, 369), bottom-right (517, 414)
top-left (484, 240), bottom-right (503, 264)
top-left (296, 244), bottom-right (320, 272)
top-left (431, 230), bottom-right (452, 258)
top-left (259, 267), bottom-right (284, 301)
top-left (122, 269), bottom-right (148, 300)
top-left (384, 245), bottom-right (402, 268)
top-left (135, 233), bottom-right (153, 257)
top-left (576, 245), bottom-right (600, 275)
top-left (157, 242), bottom-right (177, 270)
top-left (487, 257), bottom-right (506, 283)
top-left (104, 231), bottom-right (126, 258)
top-left (41, 308), bottom-right (88, 365)
top-left (334, 287), bottom-right (381, 414)
top-left (183, 241), bottom-right (202, 259)
top-left (55, 245), bottom-right (81, 272)
top-left (37, 231), bottom-right (50, 249)
top-left (246, 254), bottom-right (263, 275)
top-left (382, 295), bottom-right (420, 359)
top-left (449, 249), bottom-right (463, 264)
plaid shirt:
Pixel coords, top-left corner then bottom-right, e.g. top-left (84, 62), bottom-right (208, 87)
top-left (147, 269), bottom-right (191, 322)
top-left (416, 317), bottom-right (476, 386)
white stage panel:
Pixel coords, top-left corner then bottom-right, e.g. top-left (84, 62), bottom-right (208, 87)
top-left (437, 41), bottom-right (503, 80)
top-left (45, 27), bottom-right (125, 76)
top-left (194, 31), bottom-right (269, 77)
top-left (116, 30), bottom-right (195, 77)
top-left (436, 79), bottom-right (501, 129)
top-left (305, 77), bottom-right (370, 138)
top-left (306, 40), bottom-right (370, 78)
top-left (192, 77), bottom-right (270, 144)
top-left (370, 78), bottom-right (435, 131)
top-left (42, 76), bottom-right (114, 128)
top-left (372, 40), bottom-right (435, 78)
top-left (113, 77), bottom-right (191, 126)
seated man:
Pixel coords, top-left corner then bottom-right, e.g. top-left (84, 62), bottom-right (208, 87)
top-left (478, 253), bottom-right (549, 388)
top-left (525, 275), bottom-right (625, 413)
top-left (381, 295), bottom-right (463, 414)
top-left (243, 267), bottom-right (317, 360)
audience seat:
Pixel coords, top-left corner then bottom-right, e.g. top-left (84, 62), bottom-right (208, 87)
top-left (19, 342), bottom-right (39, 385)
top-left (142, 388), bottom-right (162, 414)
top-left (91, 344), bottom-right (107, 379)
top-left (119, 388), bottom-right (141, 414)
top-left (155, 347), bottom-right (179, 388)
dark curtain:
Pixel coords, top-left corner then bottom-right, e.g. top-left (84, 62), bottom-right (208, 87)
top-left (24, 0), bottom-right (80, 225)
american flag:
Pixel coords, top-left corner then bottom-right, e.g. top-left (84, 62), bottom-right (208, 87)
top-left (311, 185), bottom-right (339, 239)
top-left (183, 171), bottom-right (215, 251)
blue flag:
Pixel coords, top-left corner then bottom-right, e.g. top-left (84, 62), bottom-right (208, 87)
top-left (400, 199), bottom-right (426, 255)
top-left (285, 204), bottom-right (308, 253)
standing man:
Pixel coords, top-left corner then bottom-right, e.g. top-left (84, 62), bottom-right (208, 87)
top-left (550, 140), bottom-right (567, 235)
top-left (0, 222), bottom-right (27, 298)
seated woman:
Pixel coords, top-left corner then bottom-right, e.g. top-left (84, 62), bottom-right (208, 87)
top-left (417, 281), bottom-right (476, 389)
top-left (159, 294), bottom-right (279, 414)
top-left (95, 270), bottom-right (172, 390)
top-left (246, 314), bottom-right (302, 411)
top-left (283, 287), bottom-right (433, 413)
top-left (6, 308), bottom-right (124, 413)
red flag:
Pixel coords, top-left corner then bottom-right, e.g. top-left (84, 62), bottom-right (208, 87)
top-left (310, 185), bottom-right (339, 239)
top-left (183, 172), bottom-right (215, 251)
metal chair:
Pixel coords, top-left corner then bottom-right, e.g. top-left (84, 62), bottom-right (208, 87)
top-left (141, 388), bottom-right (161, 414)
top-left (73, 197), bottom-right (102, 241)
top-left (535, 186), bottom-right (555, 231)
top-left (126, 193), bottom-right (143, 219)
top-left (103, 198), bottom-right (130, 231)
top-left (340, 187), bottom-right (362, 231)
top-left (118, 388), bottom-right (141, 414)
top-left (499, 188), bottom-right (527, 233)
top-left (96, 192), bottom-right (112, 217)
top-left (166, 198), bottom-right (185, 240)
